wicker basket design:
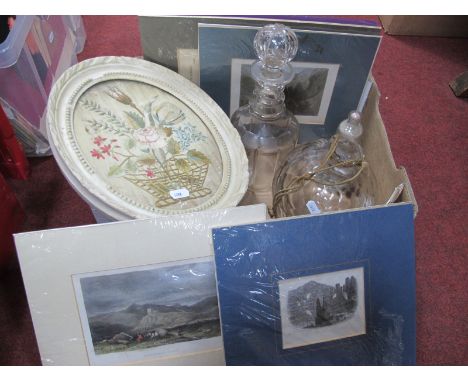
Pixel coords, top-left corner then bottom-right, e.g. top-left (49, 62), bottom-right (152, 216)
top-left (125, 157), bottom-right (212, 208)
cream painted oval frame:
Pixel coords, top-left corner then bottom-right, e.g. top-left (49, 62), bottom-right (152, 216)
top-left (47, 56), bottom-right (248, 219)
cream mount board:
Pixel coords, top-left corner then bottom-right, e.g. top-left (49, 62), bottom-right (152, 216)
top-left (14, 204), bottom-right (268, 365)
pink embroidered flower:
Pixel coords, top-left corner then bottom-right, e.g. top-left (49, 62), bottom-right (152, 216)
top-left (91, 149), bottom-right (104, 159)
top-left (146, 169), bottom-right (155, 178)
top-left (133, 128), bottom-right (166, 149)
top-left (93, 136), bottom-right (106, 146)
top-left (101, 144), bottom-right (112, 156)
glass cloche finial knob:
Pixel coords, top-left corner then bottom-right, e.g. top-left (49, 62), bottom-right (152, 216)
top-left (338, 110), bottom-right (363, 141)
top-left (254, 23), bottom-right (299, 70)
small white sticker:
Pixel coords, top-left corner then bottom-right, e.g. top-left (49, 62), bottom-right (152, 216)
top-left (170, 188), bottom-right (190, 200)
top-left (306, 200), bottom-right (321, 215)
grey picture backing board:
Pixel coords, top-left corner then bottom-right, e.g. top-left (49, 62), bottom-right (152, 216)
top-left (139, 16), bottom-right (380, 77)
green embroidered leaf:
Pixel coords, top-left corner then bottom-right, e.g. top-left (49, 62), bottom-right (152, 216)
top-left (175, 158), bottom-right (191, 173)
top-left (108, 164), bottom-right (125, 177)
top-left (166, 138), bottom-right (181, 155)
top-left (81, 99), bottom-right (130, 133)
top-left (140, 148), bottom-right (150, 153)
top-left (157, 148), bottom-right (166, 162)
top-left (124, 138), bottom-right (136, 150)
top-left (187, 149), bottom-right (210, 164)
top-left (125, 159), bottom-right (138, 173)
top-left (125, 111), bottom-right (145, 129)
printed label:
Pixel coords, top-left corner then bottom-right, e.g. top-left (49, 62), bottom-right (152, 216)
top-left (170, 188), bottom-right (190, 200)
top-left (306, 200), bottom-right (321, 215)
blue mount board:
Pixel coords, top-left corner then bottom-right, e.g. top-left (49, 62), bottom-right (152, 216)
top-left (199, 24), bottom-right (380, 140)
top-left (212, 204), bottom-right (416, 365)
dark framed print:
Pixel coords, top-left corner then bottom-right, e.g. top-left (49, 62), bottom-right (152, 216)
top-left (199, 23), bottom-right (381, 140)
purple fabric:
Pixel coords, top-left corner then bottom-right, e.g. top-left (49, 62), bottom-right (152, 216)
top-left (224, 15), bottom-right (380, 26)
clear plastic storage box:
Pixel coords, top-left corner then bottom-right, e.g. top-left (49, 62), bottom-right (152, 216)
top-left (0, 16), bottom-right (86, 156)
top-left (64, 15), bottom-right (87, 54)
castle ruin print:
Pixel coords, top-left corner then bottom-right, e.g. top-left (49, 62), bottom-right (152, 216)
top-left (279, 267), bottom-right (366, 349)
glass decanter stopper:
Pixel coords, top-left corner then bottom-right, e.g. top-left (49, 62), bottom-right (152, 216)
top-left (272, 111), bottom-right (376, 217)
top-left (231, 23), bottom-right (300, 208)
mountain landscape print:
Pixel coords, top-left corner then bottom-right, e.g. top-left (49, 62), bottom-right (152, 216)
top-left (279, 267), bottom-right (366, 349)
top-left (73, 260), bottom-right (220, 359)
top-left (231, 59), bottom-right (339, 124)
top-left (287, 275), bottom-right (358, 329)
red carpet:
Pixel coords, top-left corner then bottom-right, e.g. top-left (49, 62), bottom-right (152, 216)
top-left (1, 15), bottom-right (467, 365)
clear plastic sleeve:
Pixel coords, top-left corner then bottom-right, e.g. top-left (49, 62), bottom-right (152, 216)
top-left (14, 204), bottom-right (267, 365)
top-left (212, 203), bottom-right (416, 365)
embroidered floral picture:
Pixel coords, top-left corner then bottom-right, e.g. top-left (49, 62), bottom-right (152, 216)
top-left (76, 81), bottom-right (221, 209)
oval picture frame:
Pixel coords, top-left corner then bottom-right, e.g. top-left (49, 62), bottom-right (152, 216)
top-left (47, 56), bottom-right (248, 219)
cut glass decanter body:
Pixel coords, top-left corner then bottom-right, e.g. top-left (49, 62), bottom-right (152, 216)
top-left (272, 111), bottom-right (376, 217)
top-left (231, 24), bottom-right (300, 208)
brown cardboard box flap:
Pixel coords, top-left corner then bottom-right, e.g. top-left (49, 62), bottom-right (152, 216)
top-left (379, 16), bottom-right (468, 38)
top-left (361, 80), bottom-right (418, 217)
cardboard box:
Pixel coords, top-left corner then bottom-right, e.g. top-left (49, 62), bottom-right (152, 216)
top-left (86, 79), bottom-right (418, 223)
top-left (379, 16), bottom-right (468, 37)
top-left (360, 79), bottom-right (417, 216)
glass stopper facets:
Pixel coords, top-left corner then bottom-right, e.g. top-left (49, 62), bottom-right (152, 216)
top-left (254, 24), bottom-right (299, 70)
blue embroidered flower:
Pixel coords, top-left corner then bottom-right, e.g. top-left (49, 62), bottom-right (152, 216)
top-left (172, 123), bottom-right (207, 151)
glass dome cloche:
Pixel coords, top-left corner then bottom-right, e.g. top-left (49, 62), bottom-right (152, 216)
top-left (271, 111), bottom-right (376, 218)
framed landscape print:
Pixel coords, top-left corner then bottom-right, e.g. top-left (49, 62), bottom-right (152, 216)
top-left (278, 267), bottom-right (366, 350)
top-left (212, 203), bottom-right (416, 365)
top-left (230, 59), bottom-right (339, 125)
top-left (72, 258), bottom-right (221, 365)
top-left (14, 204), bottom-right (267, 365)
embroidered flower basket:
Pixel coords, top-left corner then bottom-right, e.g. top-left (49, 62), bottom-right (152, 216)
top-left (125, 158), bottom-right (211, 208)
top-left (46, 56), bottom-right (248, 219)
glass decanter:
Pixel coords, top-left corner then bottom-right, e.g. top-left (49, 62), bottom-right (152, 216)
top-left (272, 111), bottom-right (376, 217)
top-left (231, 23), bottom-right (300, 208)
